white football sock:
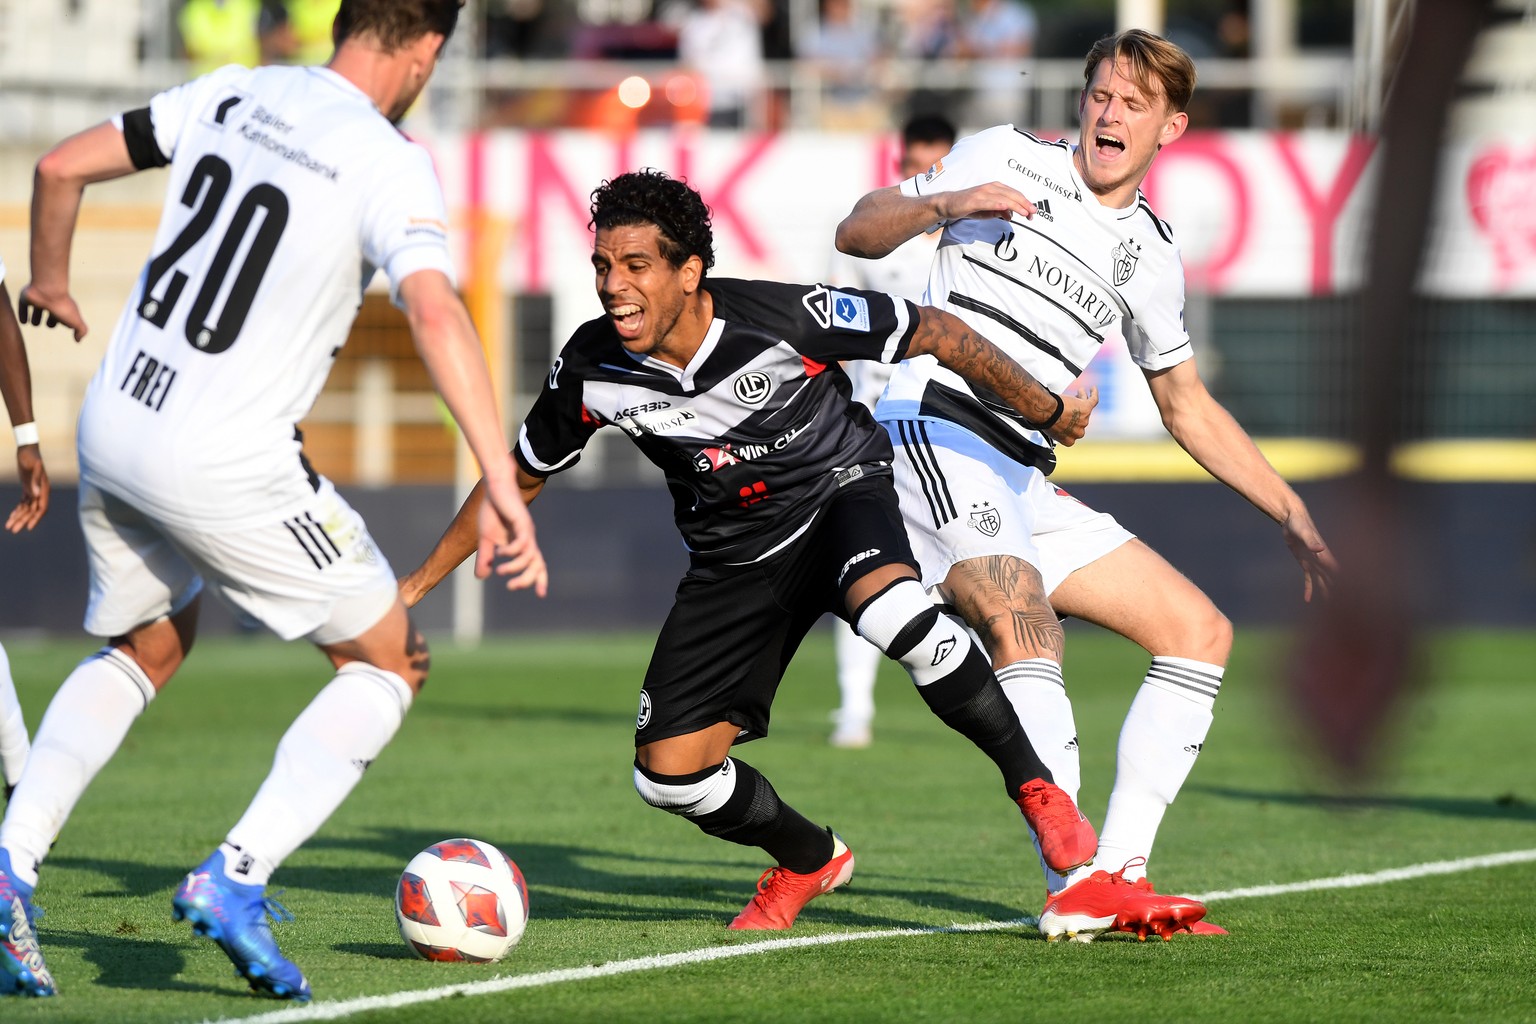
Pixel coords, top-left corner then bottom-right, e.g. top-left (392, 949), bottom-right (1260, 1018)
top-left (0, 648), bottom-right (157, 887)
top-left (997, 658), bottom-right (1081, 892)
top-left (1095, 656), bottom-right (1223, 882)
top-left (0, 642), bottom-right (32, 789)
top-left (223, 662), bottom-right (412, 886)
top-left (833, 621), bottom-right (880, 727)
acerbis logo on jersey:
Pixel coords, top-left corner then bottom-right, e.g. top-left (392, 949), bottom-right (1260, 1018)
top-left (733, 371), bottom-right (772, 405)
top-left (967, 501), bottom-right (1001, 537)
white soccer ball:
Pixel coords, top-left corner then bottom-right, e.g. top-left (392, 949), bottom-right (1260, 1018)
top-left (395, 838), bottom-right (530, 962)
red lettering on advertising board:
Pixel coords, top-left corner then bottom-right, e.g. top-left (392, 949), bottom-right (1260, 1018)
top-left (1273, 135), bottom-right (1374, 295)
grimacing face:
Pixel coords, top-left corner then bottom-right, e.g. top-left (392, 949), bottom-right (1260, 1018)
top-left (1074, 56), bottom-right (1187, 208)
top-left (591, 223), bottom-right (701, 367)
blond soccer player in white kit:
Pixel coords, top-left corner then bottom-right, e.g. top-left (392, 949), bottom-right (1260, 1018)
top-left (837, 29), bottom-right (1336, 940)
top-left (0, 1), bottom-right (544, 1002)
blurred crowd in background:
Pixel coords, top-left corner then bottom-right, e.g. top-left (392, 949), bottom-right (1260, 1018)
top-left (167, 0), bottom-right (1357, 132)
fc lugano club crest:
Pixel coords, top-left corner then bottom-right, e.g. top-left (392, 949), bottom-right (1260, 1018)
top-left (967, 502), bottom-right (1001, 537)
top-left (733, 371), bottom-right (771, 405)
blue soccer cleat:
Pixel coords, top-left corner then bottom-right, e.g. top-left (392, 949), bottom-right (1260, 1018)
top-left (0, 848), bottom-right (55, 997)
top-left (172, 851), bottom-right (311, 1002)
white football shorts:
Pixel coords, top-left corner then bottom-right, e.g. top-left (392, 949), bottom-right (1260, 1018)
top-left (79, 476), bottom-right (398, 644)
top-left (884, 417), bottom-right (1134, 596)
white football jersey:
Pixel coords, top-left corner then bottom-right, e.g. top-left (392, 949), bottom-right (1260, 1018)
top-left (77, 64), bottom-right (456, 529)
top-left (875, 125), bottom-right (1191, 451)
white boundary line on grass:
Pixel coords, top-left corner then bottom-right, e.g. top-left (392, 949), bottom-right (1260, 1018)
top-left (208, 847), bottom-right (1536, 1024)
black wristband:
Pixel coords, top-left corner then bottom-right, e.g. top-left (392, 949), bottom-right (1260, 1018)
top-left (1029, 391), bottom-right (1064, 431)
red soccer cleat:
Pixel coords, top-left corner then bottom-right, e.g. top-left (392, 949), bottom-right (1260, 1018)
top-left (1038, 860), bottom-right (1206, 943)
top-left (1015, 779), bottom-right (1097, 873)
top-left (1111, 876), bottom-right (1210, 941)
top-left (728, 832), bottom-right (855, 930)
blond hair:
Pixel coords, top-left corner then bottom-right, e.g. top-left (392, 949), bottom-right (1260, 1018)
top-left (1083, 29), bottom-right (1197, 113)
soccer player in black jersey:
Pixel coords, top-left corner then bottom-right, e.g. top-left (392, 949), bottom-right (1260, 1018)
top-left (402, 170), bottom-right (1099, 929)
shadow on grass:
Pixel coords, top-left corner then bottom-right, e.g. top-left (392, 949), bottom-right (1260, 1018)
top-left (42, 930), bottom-right (231, 996)
top-left (49, 832), bottom-right (1034, 949)
top-left (300, 827), bottom-right (1029, 931)
top-left (1186, 784), bottom-right (1536, 821)
top-left (334, 942), bottom-right (416, 960)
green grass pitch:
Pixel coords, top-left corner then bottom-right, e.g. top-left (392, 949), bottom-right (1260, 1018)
top-left (1, 626), bottom-right (1533, 1023)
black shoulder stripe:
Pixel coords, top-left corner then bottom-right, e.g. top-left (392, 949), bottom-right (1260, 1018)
top-left (1134, 200), bottom-right (1173, 244)
top-left (1012, 128), bottom-right (1071, 150)
top-left (121, 108), bottom-right (169, 170)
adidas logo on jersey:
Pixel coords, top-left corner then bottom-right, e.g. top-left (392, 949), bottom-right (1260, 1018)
top-left (1035, 199), bottom-right (1053, 221)
top-left (1184, 743), bottom-right (1203, 755)
top-left (1065, 736), bottom-right (1079, 751)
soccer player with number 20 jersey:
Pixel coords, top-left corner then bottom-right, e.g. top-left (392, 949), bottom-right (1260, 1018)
top-left (0, 0), bottom-right (545, 1002)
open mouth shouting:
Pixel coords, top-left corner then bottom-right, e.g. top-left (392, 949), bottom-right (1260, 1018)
top-left (610, 302), bottom-right (645, 341)
top-left (1093, 132), bottom-right (1127, 160)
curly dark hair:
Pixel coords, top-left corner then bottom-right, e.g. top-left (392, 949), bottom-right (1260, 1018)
top-left (589, 170), bottom-right (716, 275)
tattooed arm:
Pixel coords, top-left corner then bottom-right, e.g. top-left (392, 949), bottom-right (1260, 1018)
top-left (906, 305), bottom-right (1097, 446)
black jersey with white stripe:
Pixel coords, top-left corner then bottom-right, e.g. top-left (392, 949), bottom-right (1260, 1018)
top-left (517, 277), bottom-right (919, 565)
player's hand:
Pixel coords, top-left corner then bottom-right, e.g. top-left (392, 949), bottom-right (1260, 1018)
top-left (477, 475), bottom-right (548, 598)
top-left (1282, 508), bottom-right (1336, 603)
top-left (6, 446), bottom-right (49, 533)
top-left (1049, 387), bottom-right (1098, 447)
top-left (17, 283), bottom-right (88, 341)
top-left (932, 182), bottom-right (1037, 223)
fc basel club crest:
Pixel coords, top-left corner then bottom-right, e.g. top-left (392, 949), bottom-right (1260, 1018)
top-left (967, 502), bottom-right (1001, 537)
top-left (1112, 240), bottom-right (1141, 286)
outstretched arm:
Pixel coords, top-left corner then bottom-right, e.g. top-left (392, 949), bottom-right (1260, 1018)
top-left (907, 305), bottom-right (1096, 445)
top-left (399, 468), bottom-right (546, 608)
top-left (398, 270), bottom-right (548, 597)
top-left (835, 182), bottom-right (1036, 259)
top-left (0, 280), bottom-right (48, 532)
top-left (1147, 360), bottom-right (1337, 601)
top-left (19, 122), bottom-right (138, 341)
